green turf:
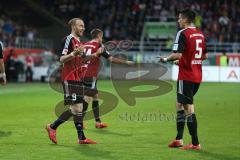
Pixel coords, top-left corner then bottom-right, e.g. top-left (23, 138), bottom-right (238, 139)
top-left (0, 81), bottom-right (239, 160)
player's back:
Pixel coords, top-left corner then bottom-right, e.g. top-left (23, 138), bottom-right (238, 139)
top-left (178, 27), bottom-right (206, 83)
top-left (61, 34), bottom-right (83, 81)
top-left (84, 40), bottom-right (100, 54)
top-left (82, 40), bottom-right (101, 78)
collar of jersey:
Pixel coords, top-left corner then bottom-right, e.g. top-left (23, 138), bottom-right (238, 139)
top-left (70, 34), bottom-right (81, 42)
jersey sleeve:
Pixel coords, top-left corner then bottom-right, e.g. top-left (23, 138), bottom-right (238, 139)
top-left (61, 36), bottom-right (73, 55)
top-left (0, 41), bottom-right (3, 59)
top-left (172, 31), bottom-right (186, 53)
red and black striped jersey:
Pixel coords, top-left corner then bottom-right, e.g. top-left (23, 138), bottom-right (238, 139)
top-left (0, 41), bottom-right (3, 59)
top-left (173, 27), bottom-right (207, 83)
top-left (61, 34), bottom-right (84, 81)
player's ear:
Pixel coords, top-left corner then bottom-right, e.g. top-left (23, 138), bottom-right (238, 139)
top-left (97, 33), bottom-right (101, 39)
top-left (72, 25), bottom-right (76, 31)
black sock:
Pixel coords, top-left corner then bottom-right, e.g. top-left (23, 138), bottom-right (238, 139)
top-left (50, 109), bottom-right (72, 130)
top-left (176, 110), bottom-right (186, 140)
top-left (92, 100), bottom-right (101, 122)
top-left (187, 113), bottom-right (199, 145)
top-left (74, 114), bottom-right (86, 140)
top-left (82, 100), bottom-right (88, 118)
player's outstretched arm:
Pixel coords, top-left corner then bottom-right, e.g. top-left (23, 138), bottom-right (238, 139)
top-left (0, 59), bottom-right (7, 85)
top-left (60, 46), bottom-right (85, 63)
top-left (99, 45), bottom-right (134, 65)
top-left (108, 56), bottom-right (134, 65)
top-left (157, 52), bottom-right (182, 63)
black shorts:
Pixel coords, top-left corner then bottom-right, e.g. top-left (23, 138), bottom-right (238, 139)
top-left (81, 77), bottom-right (98, 97)
top-left (62, 80), bottom-right (84, 105)
top-left (177, 80), bottom-right (200, 105)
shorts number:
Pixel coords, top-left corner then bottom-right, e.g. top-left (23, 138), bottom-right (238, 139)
top-left (72, 93), bottom-right (77, 101)
top-left (195, 39), bottom-right (202, 59)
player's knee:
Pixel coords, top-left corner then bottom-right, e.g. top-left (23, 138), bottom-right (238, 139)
top-left (84, 96), bottom-right (92, 104)
top-left (70, 103), bottom-right (83, 115)
top-left (93, 94), bottom-right (98, 101)
top-left (176, 102), bottom-right (184, 110)
top-left (183, 104), bottom-right (194, 115)
top-left (93, 93), bottom-right (98, 101)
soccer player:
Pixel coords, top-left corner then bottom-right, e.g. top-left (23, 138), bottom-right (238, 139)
top-left (159, 9), bottom-right (208, 150)
top-left (82, 28), bottom-right (134, 128)
top-left (46, 18), bottom-right (101, 144)
top-left (0, 41), bottom-right (7, 85)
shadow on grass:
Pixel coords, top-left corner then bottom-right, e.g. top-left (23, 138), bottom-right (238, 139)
top-left (74, 145), bottom-right (118, 160)
top-left (189, 149), bottom-right (240, 160)
top-left (90, 129), bottom-right (132, 137)
top-left (50, 143), bottom-right (118, 160)
top-left (0, 131), bottom-right (12, 137)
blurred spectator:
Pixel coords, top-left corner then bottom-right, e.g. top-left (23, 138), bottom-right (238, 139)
top-left (15, 57), bottom-right (25, 81)
top-left (5, 49), bottom-right (17, 82)
top-left (43, 0), bottom-right (239, 42)
top-left (1, 0), bottom-right (239, 45)
top-left (220, 51), bottom-right (229, 66)
top-left (0, 14), bottom-right (40, 47)
top-left (166, 36), bottom-right (173, 50)
top-left (26, 28), bottom-right (35, 41)
top-left (2, 20), bottom-right (15, 36)
top-left (194, 14), bottom-right (202, 29)
top-left (25, 54), bottom-right (34, 82)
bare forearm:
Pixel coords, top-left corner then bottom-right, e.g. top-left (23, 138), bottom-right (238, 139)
top-left (82, 54), bottom-right (98, 63)
top-left (166, 53), bottom-right (182, 61)
top-left (60, 45), bottom-right (85, 63)
top-left (60, 54), bottom-right (74, 63)
top-left (108, 57), bottom-right (128, 64)
top-left (0, 60), bottom-right (5, 73)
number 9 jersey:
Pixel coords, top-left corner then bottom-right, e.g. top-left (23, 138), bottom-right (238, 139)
top-left (172, 26), bottom-right (207, 83)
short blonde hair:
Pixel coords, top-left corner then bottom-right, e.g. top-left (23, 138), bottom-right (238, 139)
top-left (68, 18), bottom-right (83, 28)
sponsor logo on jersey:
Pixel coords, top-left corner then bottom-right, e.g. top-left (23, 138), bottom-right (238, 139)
top-left (192, 60), bottom-right (202, 64)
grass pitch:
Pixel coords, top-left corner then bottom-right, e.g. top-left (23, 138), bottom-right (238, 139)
top-left (0, 81), bottom-right (239, 160)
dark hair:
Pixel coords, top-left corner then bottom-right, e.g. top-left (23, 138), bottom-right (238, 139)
top-left (90, 28), bottom-right (103, 39)
top-left (68, 18), bottom-right (83, 28)
top-left (179, 9), bottom-right (196, 22)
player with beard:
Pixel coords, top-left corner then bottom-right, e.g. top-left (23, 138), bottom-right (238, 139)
top-left (46, 18), bottom-right (102, 144)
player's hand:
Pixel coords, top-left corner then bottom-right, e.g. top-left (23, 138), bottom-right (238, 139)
top-left (71, 45), bottom-right (85, 56)
top-left (0, 73), bottom-right (7, 85)
top-left (156, 56), bottom-right (168, 63)
top-left (173, 60), bottom-right (179, 65)
top-left (126, 61), bottom-right (135, 65)
top-left (96, 47), bottom-right (105, 56)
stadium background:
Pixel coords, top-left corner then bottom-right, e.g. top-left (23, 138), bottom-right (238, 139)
top-left (0, 0), bottom-right (239, 160)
